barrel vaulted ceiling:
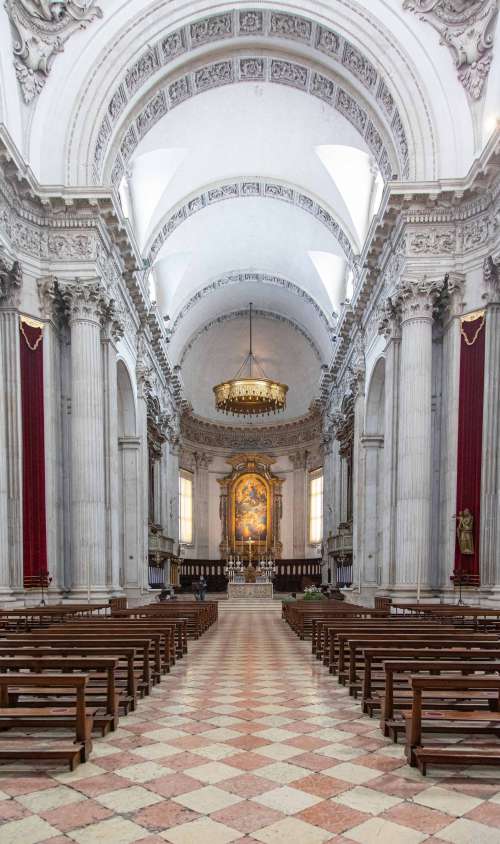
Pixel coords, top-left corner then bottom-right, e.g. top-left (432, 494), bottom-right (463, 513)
top-left (3, 0), bottom-right (497, 423)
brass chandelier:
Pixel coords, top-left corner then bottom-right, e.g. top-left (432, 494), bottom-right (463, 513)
top-left (213, 303), bottom-right (288, 417)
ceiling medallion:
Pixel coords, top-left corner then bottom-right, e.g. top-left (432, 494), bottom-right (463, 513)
top-left (213, 303), bottom-right (288, 417)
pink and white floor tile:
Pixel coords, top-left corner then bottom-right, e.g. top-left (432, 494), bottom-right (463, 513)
top-left (1, 610), bottom-right (500, 843)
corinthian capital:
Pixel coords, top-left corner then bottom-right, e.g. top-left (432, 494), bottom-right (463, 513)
top-left (65, 279), bottom-right (109, 325)
top-left (0, 252), bottom-right (22, 308)
top-left (393, 275), bottom-right (445, 323)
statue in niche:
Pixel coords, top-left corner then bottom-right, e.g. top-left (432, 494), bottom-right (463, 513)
top-left (456, 509), bottom-right (474, 555)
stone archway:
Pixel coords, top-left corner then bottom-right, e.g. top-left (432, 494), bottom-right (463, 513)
top-left (360, 356), bottom-right (385, 599)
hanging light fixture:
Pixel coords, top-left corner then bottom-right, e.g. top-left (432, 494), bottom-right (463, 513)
top-left (213, 303), bottom-right (288, 416)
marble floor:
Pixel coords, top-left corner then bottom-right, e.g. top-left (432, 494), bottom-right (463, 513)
top-left (1, 610), bottom-right (500, 844)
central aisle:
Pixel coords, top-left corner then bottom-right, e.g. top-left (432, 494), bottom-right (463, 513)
top-left (2, 611), bottom-right (499, 843)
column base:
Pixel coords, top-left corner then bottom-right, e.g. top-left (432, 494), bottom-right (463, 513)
top-left (65, 586), bottom-right (117, 604)
top-left (380, 586), bottom-right (442, 604)
top-left (0, 587), bottom-right (24, 609)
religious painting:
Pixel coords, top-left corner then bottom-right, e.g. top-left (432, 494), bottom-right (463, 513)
top-left (234, 474), bottom-right (268, 543)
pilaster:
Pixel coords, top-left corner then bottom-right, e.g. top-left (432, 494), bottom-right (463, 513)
top-left (195, 451), bottom-right (211, 558)
top-left (101, 301), bottom-right (125, 595)
top-left (379, 299), bottom-right (401, 591)
top-left (290, 449), bottom-right (308, 557)
top-left (0, 256), bottom-right (23, 600)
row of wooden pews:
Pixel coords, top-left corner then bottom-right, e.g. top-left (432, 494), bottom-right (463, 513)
top-left (285, 599), bottom-right (500, 776)
top-left (0, 599), bottom-right (217, 771)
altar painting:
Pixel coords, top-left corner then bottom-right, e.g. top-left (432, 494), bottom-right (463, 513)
top-left (234, 475), bottom-right (268, 542)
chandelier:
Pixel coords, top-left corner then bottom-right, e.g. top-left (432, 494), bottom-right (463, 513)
top-left (213, 303), bottom-right (288, 417)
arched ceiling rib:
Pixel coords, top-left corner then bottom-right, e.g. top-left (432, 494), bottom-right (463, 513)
top-left (144, 177), bottom-right (360, 267)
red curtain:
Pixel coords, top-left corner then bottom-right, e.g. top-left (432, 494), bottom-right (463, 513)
top-left (453, 314), bottom-right (485, 585)
top-left (19, 318), bottom-right (48, 585)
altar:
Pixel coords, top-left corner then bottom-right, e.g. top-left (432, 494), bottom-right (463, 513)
top-left (227, 582), bottom-right (274, 601)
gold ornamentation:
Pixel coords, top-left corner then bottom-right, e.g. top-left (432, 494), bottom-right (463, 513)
top-left (460, 310), bottom-right (485, 346)
top-left (19, 315), bottom-right (44, 351)
top-left (213, 303), bottom-right (288, 416)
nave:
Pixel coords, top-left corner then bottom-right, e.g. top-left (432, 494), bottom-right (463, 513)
top-left (1, 609), bottom-right (500, 844)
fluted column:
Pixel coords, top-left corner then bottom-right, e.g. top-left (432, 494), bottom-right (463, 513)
top-left (321, 429), bottom-right (334, 583)
top-left (101, 304), bottom-right (124, 595)
top-left (481, 258), bottom-right (500, 596)
top-left (378, 302), bottom-right (401, 590)
top-left (0, 258), bottom-right (23, 600)
top-left (394, 276), bottom-right (443, 594)
top-left (68, 281), bottom-right (107, 596)
top-left (290, 449), bottom-right (308, 557)
top-left (360, 435), bottom-right (384, 587)
top-left (351, 373), bottom-right (365, 592)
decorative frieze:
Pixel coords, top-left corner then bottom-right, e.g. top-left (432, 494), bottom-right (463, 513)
top-left (403, 0), bottom-right (498, 100)
top-left (5, 0), bottom-right (102, 103)
top-left (190, 14), bottom-right (233, 46)
top-left (125, 47), bottom-right (160, 96)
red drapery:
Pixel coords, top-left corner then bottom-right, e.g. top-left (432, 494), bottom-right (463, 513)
top-left (19, 317), bottom-right (48, 585)
top-left (453, 313), bottom-right (485, 586)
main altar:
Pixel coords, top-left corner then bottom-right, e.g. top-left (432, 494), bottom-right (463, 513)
top-left (225, 558), bottom-right (275, 601)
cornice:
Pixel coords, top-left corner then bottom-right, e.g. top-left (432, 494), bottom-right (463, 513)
top-left (0, 126), bottom-right (181, 405)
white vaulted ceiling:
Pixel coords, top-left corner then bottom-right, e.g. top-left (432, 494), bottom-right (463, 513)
top-left (5, 0), bottom-right (489, 426)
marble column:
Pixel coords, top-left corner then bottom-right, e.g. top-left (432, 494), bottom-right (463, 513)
top-left (0, 259), bottom-right (23, 600)
top-left (67, 280), bottom-right (108, 597)
top-left (394, 276), bottom-right (443, 594)
top-left (41, 310), bottom-right (64, 594)
top-left (195, 451), bottom-right (211, 558)
top-left (101, 306), bottom-right (124, 595)
top-left (290, 449), bottom-right (308, 557)
top-left (379, 304), bottom-right (401, 591)
top-left (481, 258), bottom-right (500, 596)
top-left (321, 431), bottom-right (334, 583)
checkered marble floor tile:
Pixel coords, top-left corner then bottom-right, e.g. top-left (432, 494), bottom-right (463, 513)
top-left (1, 610), bottom-right (500, 843)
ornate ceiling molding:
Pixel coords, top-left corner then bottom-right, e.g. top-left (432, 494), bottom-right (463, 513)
top-left (170, 271), bottom-right (333, 336)
top-left (91, 9), bottom-right (410, 185)
top-left (146, 178), bottom-right (358, 267)
top-left (403, 1), bottom-right (498, 100)
top-left (6, 0), bottom-right (102, 103)
top-left (180, 407), bottom-right (323, 451)
top-left (179, 308), bottom-right (323, 367)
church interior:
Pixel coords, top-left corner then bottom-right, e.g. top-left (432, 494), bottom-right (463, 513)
top-left (1, 0), bottom-right (500, 841)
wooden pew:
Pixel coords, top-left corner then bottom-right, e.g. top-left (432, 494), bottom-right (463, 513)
top-left (360, 648), bottom-right (500, 720)
top-left (404, 675), bottom-right (500, 772)
top-left (0, 673), bottom-right (92, 770)
top-left (0, 655), bottom-right (120, 734)
top-left (374, 655), bottom-right (500, 736)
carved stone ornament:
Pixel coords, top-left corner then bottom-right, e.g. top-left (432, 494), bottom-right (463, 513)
top-left (0, 251), bottom-right (22, 307)
top-left (403, 1), bottom-right (498, 99)
top-left (483, 255), bottom-right (500, 303)
top-left (5, 0), bottom-right (103, 103)
top-left (393, 275), bottom-right (446, 321)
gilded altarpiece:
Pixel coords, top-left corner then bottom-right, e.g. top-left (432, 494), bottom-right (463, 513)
top-left (218, 455), bottom-right (283, 559)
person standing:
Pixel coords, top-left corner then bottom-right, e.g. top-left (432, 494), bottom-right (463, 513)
top-left (199, 576), bottom-right (207, 601)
